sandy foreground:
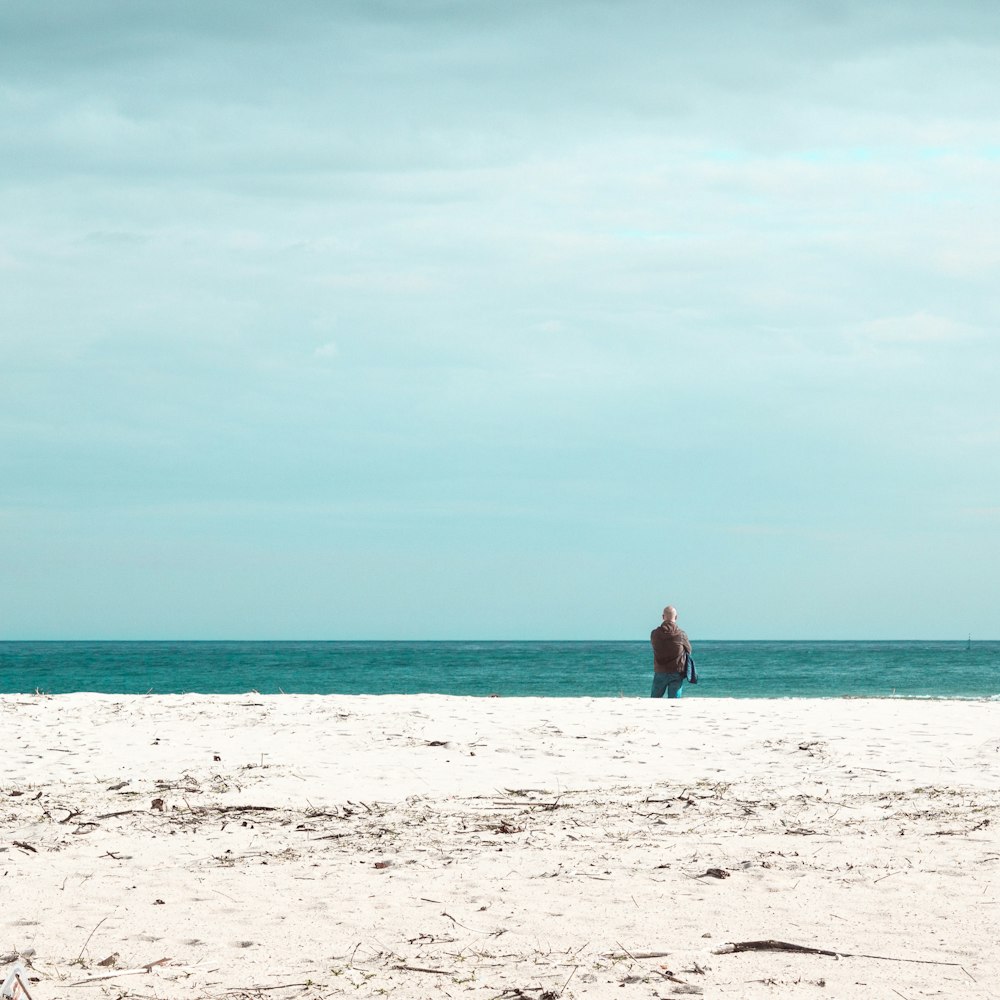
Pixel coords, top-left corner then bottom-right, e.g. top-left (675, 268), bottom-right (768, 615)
top-left (2, 694), bottom-right (998, 1000)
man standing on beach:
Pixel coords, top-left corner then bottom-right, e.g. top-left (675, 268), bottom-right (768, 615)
top-left (650, 605), bottom-right (692, 699)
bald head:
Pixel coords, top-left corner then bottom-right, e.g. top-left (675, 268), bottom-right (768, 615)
top-left (662, 606), bottom-right (678, 624)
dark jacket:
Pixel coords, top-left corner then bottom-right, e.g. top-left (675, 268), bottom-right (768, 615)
top-left (650, 622), bottom-right (692, 674)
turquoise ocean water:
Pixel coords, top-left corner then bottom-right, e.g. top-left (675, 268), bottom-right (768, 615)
top-left (0, 641), bottom-right (997, 698)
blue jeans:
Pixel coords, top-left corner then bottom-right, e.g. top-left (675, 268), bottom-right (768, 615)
top-left (651, 672), bottom-right (685, 699)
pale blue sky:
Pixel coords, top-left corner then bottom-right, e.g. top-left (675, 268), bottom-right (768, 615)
top-left (2, 1), bottom-right (999, 639)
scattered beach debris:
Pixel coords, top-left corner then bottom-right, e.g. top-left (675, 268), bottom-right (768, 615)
top-left (711, 940), bottom-right (967, 967)
top-left (3, 696), bottom-right (997, 997)
top-left (493, 990), bottom-right (559, 1000)
top-left (489, 818), bottom-right (525, 834)
top-left (602, 950), bottom-right (672, 960)
top-left (67, 957), bottom-right (173, 987)
top-left (695, 868), bottom-right (730, 879)
top-left (0, 951), bottom-right (33, 969)
top-left (391, 963), bottom-right (451, 975)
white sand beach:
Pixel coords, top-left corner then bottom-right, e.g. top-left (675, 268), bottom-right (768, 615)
top-left (2, 694), bottom-right (998, 999)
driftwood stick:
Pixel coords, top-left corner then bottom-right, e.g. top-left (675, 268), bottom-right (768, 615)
top-left (206, 805), bottom-right (281, 813)
top-left (68, 958), bottom-right (173, 986)
top-left (603, 950), bottom-right (672, 959)
top-left (441, 911), bottom-right (491, 933)
top-left (613, 942), bottom-right (641, 964)
top-left (76, 913), bottom-right (112, 962)
top-left (392, 964), bottom-right (452, 975)
top-left (714, 940), bottom-right (839, 958)
top-left (613, 943), bottom-right (686, 984)
top-left (225, 983), bottom-right (318, 993)
top-left (713, 939), bottom-right (965, 967)
top-left (559, 964), bottom-right (579, 995)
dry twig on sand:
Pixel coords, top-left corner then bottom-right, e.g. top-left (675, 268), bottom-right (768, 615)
top-left (713, 939), bottom-right (966, 967)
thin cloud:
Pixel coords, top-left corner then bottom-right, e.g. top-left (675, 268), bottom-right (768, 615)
top-left (850, 311), bottom-right (982, 345)
top-left (313, 342), bottom-right (339, 361)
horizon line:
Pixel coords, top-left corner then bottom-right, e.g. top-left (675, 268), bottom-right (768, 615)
top-left (0, 637), bottom-right (992, 644)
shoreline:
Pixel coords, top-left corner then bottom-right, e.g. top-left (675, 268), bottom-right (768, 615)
top-left (4, 689), bottom-right (999, 700)
top-left (3, 694), bottom-right (998, 998)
